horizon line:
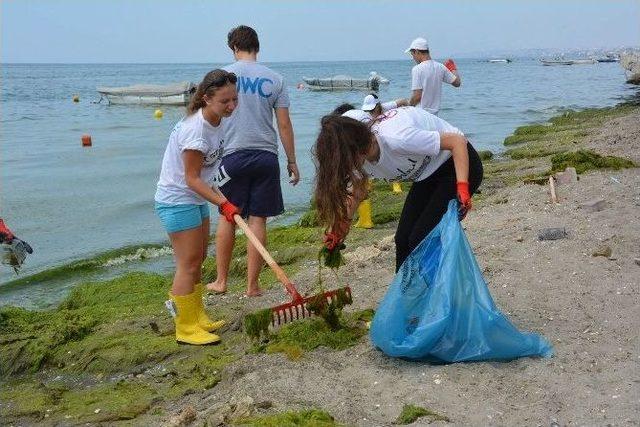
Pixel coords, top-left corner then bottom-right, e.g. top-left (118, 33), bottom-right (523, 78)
top-left (4, 46), bottom-right (637, 66)
top-left (4, 45), bottom-right (637, 66)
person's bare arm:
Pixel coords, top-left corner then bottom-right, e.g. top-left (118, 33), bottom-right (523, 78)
top-left (409, 89), bottom-right (422, 106)
top-left (183, 150), bottom-right (228, 206)
top-left (275, 107), bottom-right (300, 185)
top-left (328, 181), bottom-right (368, 239)
top-left (328, 193), bottom-right (360, 242)
top-left (439, 133), bottom-right (468, 182)
top-left (346, 192), bottom-right (363, 220)
top-left (395, 98), bottom-right (410, 107)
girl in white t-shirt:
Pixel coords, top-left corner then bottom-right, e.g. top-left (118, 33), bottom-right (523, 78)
top-left (314, 107), bottom-right (483, 271)
top-left (154, 69), bottom-right (240, 346)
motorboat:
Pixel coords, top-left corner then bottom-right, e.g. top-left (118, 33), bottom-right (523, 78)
top-left (302, 74), bottom-right (384, 91)
top-left (96, 81), bottom-right (196, 105)
top-left (541, 58), bottom-right (597, 66)
top-left (569, 59), bottom-right (597, 65)
top-left (488, 59), bottom-right (512, 63)
top-left (596, 54), bottom-right (620, 63)
top-left (540, 59), bottom-right (573, 66)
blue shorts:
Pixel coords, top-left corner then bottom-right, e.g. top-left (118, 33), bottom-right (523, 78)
top-left (155, 202), bottom-right (210, 234)
top-left (218, 149), bottom-right (284, 218)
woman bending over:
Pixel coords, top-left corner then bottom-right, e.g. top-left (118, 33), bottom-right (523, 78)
top-left (313, 106), bottom-right (483, 271)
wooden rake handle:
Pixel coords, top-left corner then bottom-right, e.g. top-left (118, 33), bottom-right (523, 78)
top-left (233, 215), bottom-right (303, 302)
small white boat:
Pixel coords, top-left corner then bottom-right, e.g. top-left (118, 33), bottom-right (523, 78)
top-left (569, 59), bottom-right (597, 65)
top-left (302, 74), bottom-right (383, 91)
top-left (488, 59), bottom-right (512, 63)
top-left (597, 54), bottom-right (620, 63)
top-left (540, 59), bottom-right (572, 66)
top-left (96, 81), bottom-right (196, 105)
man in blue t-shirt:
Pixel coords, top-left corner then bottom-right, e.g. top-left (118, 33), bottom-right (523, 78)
top-left (208, 25), bottom-right (299, 297)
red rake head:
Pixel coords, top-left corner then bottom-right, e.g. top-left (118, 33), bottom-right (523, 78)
top-left (270, 286), bottom-right (352, 326)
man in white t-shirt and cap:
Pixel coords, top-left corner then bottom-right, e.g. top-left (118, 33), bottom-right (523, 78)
top-left (405, 37), bottom-right (460, 116)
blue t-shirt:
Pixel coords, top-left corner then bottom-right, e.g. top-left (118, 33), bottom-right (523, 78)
top-left (222, 60), bottom-right (290, 155)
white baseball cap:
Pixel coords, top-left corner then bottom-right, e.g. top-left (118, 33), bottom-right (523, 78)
top-left (361, 94), bottom-right (379, 111)
top-left (405, 37), bottom-right (429, 53)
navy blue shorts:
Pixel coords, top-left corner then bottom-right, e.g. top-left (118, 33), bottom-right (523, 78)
top-left (218, 150), bottom-right (284, 218)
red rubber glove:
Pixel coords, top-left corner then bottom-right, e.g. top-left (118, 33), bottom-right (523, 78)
top-left (0, 218), bottom-right (33, 255)
top-left (219, 201), bottom-right (240, 223)
top-left (322, 217), bottom-right (351, 250)
top-left (456, 181), bottom-right (472, 220)
top-left (323, 232), bottom-right (341, 251)
top-left (0, 219), bottom-right (16, 244)
top-left (444, 59), bottom-right (457, 72)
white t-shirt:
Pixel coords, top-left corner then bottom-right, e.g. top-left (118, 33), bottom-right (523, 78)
top-left (411, 60), bottom-right (457, 115)
top-left (155, 109), bottom-right (225, 205)
top-left (364, 107), bottom-right (464, 182)
top-left (342, 101), bottom-right (397, 123)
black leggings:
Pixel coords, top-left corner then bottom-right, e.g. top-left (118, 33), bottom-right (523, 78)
top-left (394, 143), bottom-right (483, 272)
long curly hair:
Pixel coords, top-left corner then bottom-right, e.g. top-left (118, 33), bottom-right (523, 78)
top-left (186, 69), bottom-right (237, 116)
top-left (313, 115), bottom-right (373, 229)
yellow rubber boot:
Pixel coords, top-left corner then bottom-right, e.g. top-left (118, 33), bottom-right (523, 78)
top-left (392, 181), bottom-right (403, 193)
top-left (170, 291), bottom-right (221, 345)
top-left (194, 283), bottom-right (225, 332)
top-left (354, 199), bottom-right (374, 229)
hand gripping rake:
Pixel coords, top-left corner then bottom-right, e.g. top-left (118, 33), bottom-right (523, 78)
top-left (234, 215), bottom-right (352, 326)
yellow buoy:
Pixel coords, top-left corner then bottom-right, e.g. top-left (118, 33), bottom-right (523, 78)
top-left (154, 109), bottom-right (163, 119)
top-left (72, 95), bottom-right (80, 103)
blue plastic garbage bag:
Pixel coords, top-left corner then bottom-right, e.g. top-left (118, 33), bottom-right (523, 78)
top-left (370, 200), bottom-right (553, 362)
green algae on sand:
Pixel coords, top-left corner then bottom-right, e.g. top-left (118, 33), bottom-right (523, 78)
top-left (0, 272), bottom-right (238, 425)
top-left (395, 404), bottom-right (450, 424)
top-left (233, 408), bottom-right (341, 426)
top-left (550, 149), bottom-right (636, 174)
top-left (245, 308), bottom-right (273, 341)
top-left (1, 243), bottom-right (169, 289)
top-left (481, 103), bottom-right (640, 197)
top-left (256, 309), bottom-right (371, 360)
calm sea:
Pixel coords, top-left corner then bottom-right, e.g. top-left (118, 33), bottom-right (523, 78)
top-left (0, 59), bottom-right (635, 307)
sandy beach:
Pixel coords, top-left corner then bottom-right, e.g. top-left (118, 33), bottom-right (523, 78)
top-left (159, 107), bottom-right (640, 426)
top-left (1, 104), bottom-right (638, 426)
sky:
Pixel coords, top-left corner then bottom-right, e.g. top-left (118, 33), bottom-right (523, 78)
top-left (1, 0), bottom-right (639, 63)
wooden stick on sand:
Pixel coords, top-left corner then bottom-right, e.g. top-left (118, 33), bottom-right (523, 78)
top-left (549, 176), bottom-right (558, 204)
